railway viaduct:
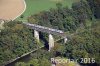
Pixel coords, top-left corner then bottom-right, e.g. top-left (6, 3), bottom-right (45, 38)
top-left (23, 22), bottom-right (67, 51)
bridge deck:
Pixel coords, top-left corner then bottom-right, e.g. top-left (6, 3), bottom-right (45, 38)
top-left (23, 23), bottom-right (66, 37)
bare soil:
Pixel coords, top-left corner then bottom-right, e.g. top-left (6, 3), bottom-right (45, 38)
top-left (0, 0), bottom-right (25, 20)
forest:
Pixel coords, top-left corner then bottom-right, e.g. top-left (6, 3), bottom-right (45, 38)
top-left (0, 0), bottom-right (100, 66)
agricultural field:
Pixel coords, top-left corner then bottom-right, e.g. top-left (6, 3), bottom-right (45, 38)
top-left (0, 0), bottom-right (25, 20)
top-left (18, 0), bottom-right (80, 20)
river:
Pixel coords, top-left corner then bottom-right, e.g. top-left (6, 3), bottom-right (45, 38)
top-left (5, 46), bottom-right (46, 66)
top-left (5, 54), bottom-right (31, 66)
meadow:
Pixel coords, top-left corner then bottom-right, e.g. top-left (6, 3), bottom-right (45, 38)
top-left (18, 0), bottom-right (79, 20)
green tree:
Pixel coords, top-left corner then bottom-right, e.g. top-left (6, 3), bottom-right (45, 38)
top-left (28, 59), bottom-right (39, 66)
top-left (15, 62), bottom-right (26, 66)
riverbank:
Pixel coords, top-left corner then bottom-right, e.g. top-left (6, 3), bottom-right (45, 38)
top-left (0, 0), bottom-right (26, 20)
top-left (4, 46), bottom-right (44, 66)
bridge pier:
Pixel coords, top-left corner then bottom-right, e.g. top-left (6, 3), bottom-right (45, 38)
top-left (49, 34), bottom-right (54, 51)
top-left (34, 30), bottom-right (39, 42)
top-left (64, 37), bottom-right (67, 43)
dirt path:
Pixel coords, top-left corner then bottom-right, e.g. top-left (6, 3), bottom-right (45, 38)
top-left (0, 0), bottom-right (26, 20)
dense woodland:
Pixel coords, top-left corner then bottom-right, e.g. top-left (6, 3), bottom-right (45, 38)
top-left (0, 0), bottom-right (100, 66)
top-left (0, 21), bottom-right (42, 65)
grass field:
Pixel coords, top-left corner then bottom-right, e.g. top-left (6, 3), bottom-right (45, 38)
top-left (17, 0), bottom-right (79, 20)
